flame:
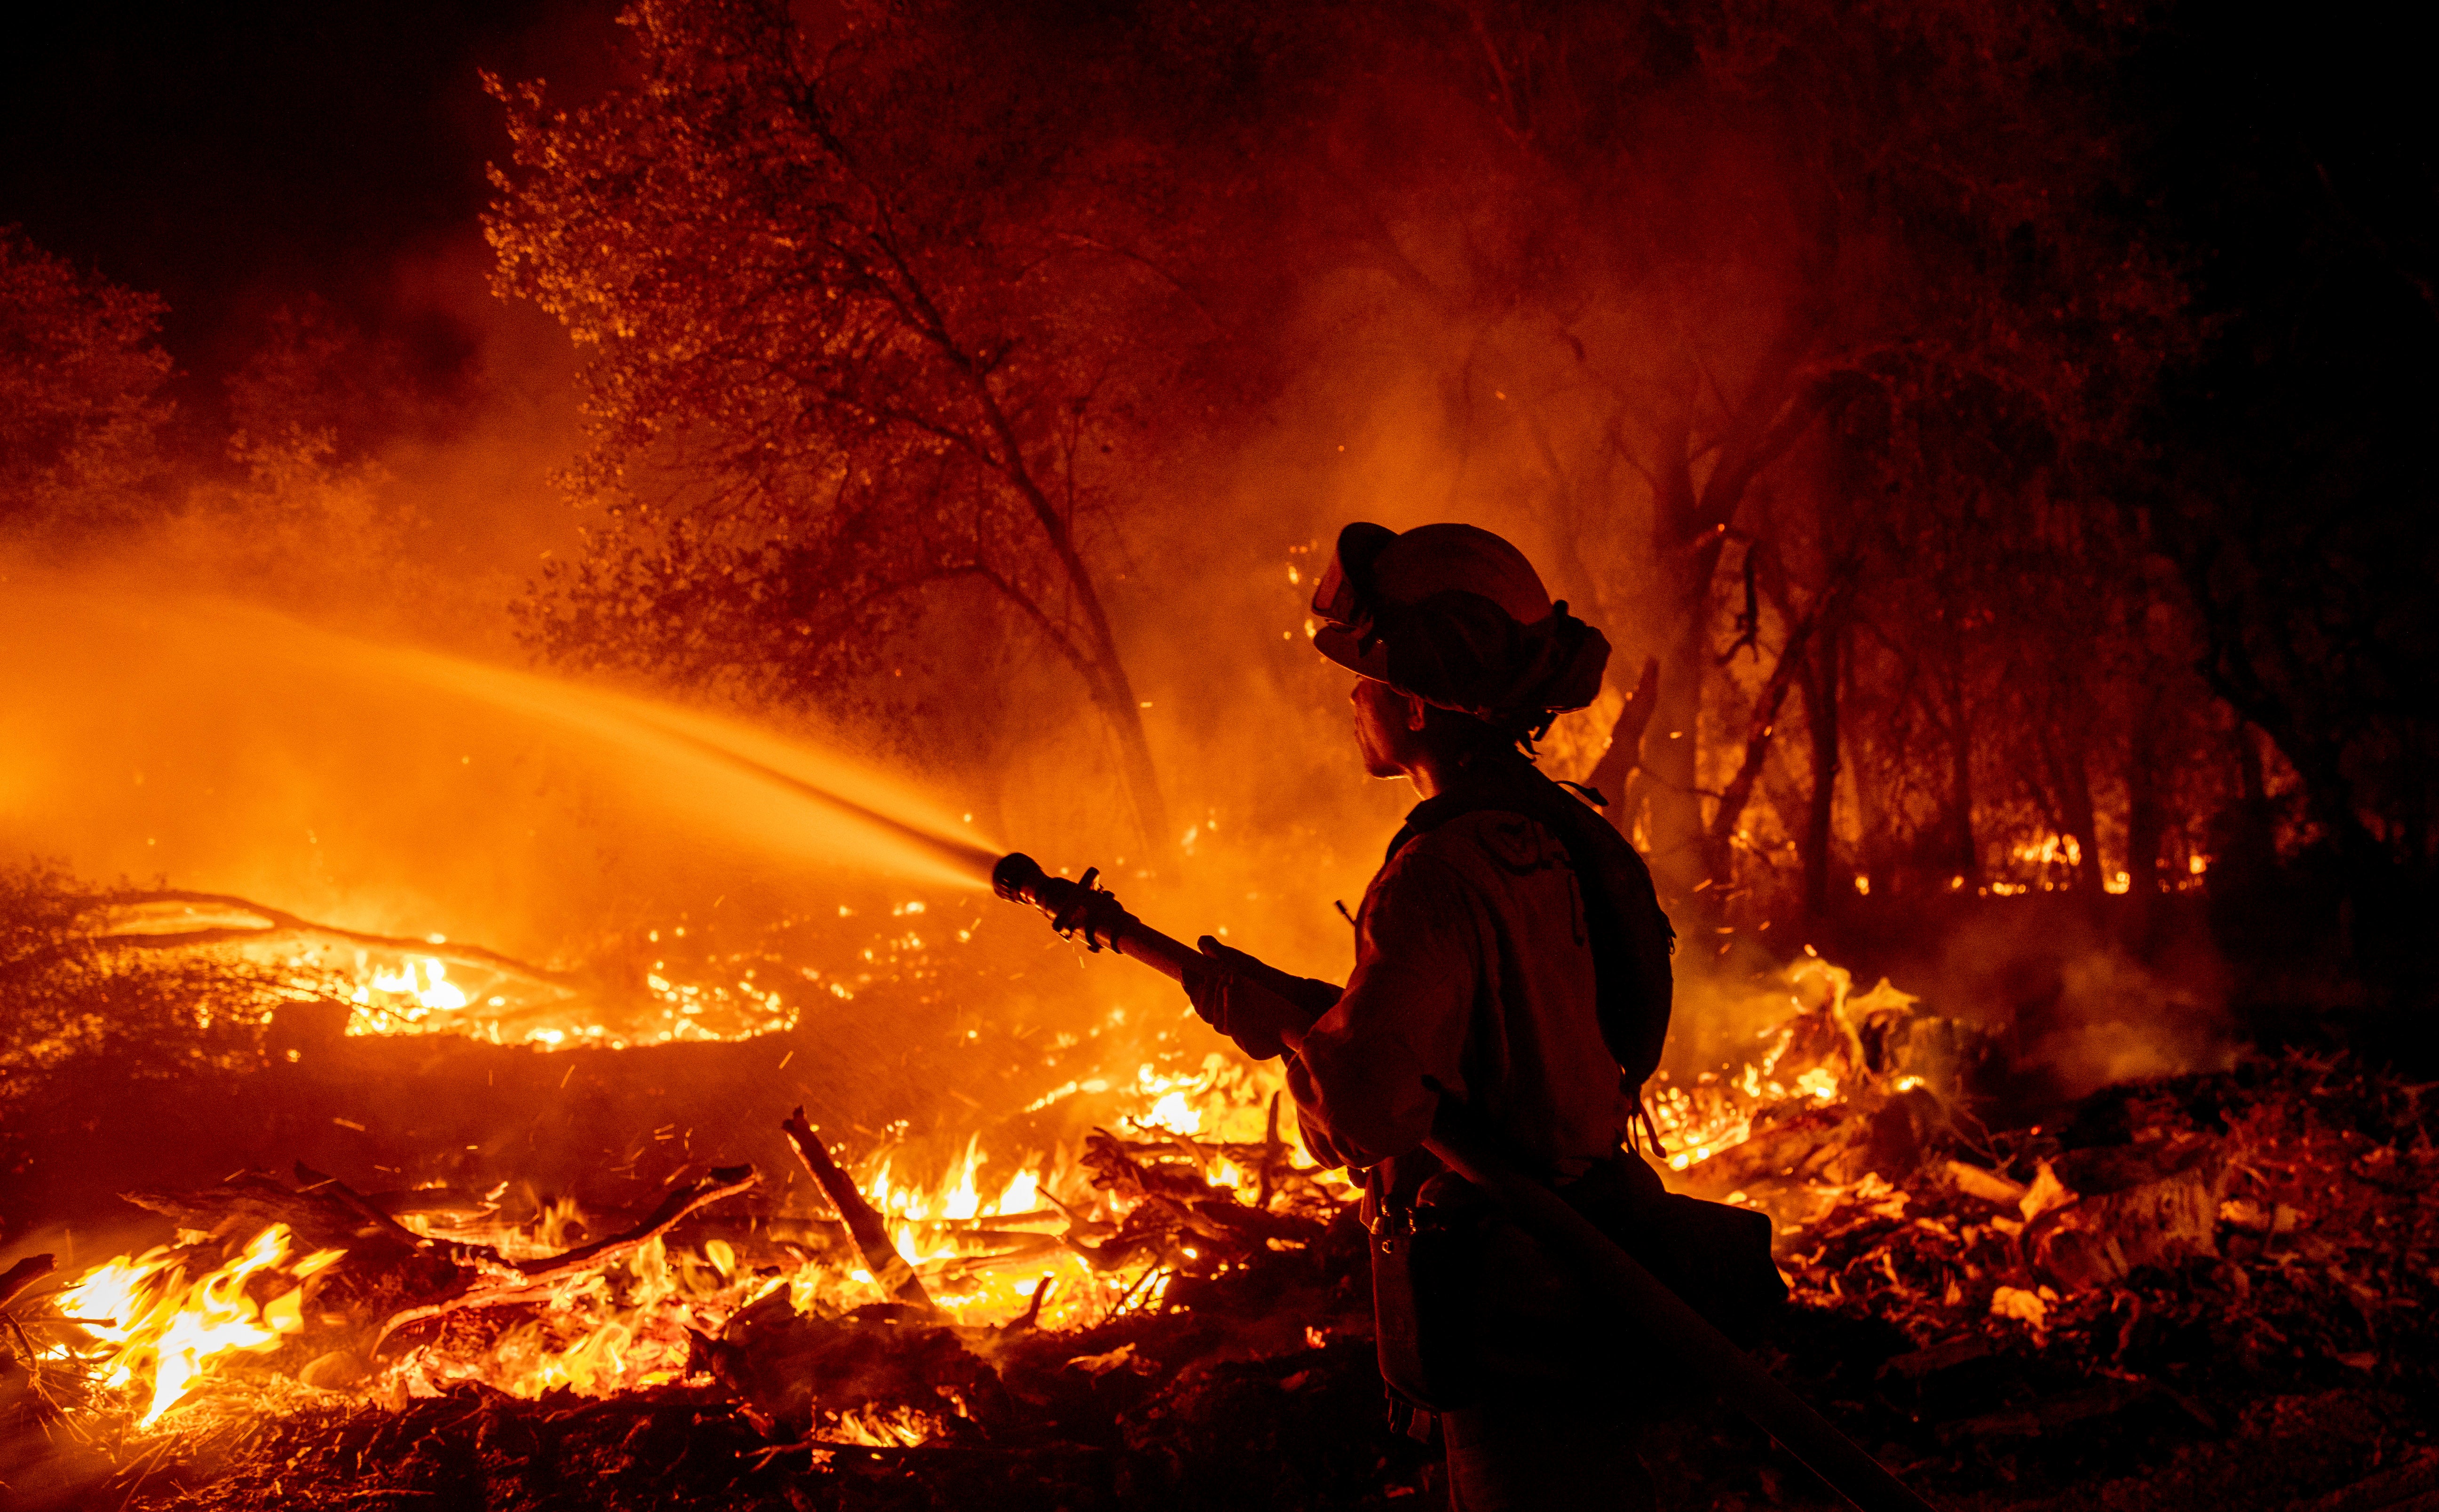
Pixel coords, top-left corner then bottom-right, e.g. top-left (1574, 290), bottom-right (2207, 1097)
top-left (358, 1055), bottom-right (1307, 1409)
top-left (55, 1224), bottom-right (343, 1426)
top-left (1644, 953), bottom-right (1924, 1174)
top-left (367, 955), bottom-right (467, 1010)
top-left (827, 1405), bottom-right (949, 1446)
top-left (55, 873), bottom-right (1912, 1440)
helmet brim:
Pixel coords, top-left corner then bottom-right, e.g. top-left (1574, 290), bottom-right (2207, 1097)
top-left (1312, 623), bottom-right (1394, 683)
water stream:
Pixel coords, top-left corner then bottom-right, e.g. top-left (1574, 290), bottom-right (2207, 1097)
top-left (0, 585), bottom-right (1001, 933)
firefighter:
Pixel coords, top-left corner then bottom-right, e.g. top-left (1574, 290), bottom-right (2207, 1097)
top-left (1184, 521), bottom-right (1683, 1511)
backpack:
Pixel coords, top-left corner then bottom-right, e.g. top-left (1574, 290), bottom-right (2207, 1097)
top-left (1386, 757), bottom-right (1676, 1086)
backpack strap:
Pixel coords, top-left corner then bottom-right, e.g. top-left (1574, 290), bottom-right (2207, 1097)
top-left (1386, 758), bottom-right (1675, 1086)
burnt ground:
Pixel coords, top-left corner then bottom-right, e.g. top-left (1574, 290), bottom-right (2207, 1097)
top-left (6, 1050), bottom-right (2435, 1512)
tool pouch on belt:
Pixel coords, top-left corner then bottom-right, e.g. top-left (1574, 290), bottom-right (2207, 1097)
top-left (1368, 1145), bottom-right (1786, 1414)
top-left (1367, 1152), bottom-right (1484, 1411)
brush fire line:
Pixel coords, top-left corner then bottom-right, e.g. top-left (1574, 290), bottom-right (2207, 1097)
top-left (17, 877), bottom-right (2407, 1512)
top-left (14, 881), bottom-right (1964, 1434)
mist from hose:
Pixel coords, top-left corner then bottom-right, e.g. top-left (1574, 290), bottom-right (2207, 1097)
top-left (0, 584), bottom-right (1001, 946)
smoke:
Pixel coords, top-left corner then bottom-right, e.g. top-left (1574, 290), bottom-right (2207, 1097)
top-left (1007, 40), bottom-right (1819, 981)
top-left (0, 0), bottom-right (2241, 1185)
top-left (2029, 949), bottom-right (2233, 1099)
top-left (0, 582), bottom-right (994, 956)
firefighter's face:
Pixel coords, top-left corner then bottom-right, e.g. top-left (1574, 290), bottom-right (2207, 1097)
top-left (1351, 677), bottom-right (1427, 779)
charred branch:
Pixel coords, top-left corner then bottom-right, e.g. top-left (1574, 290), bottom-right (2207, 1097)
top-left (0, 1254), bottom-right (54, 1312)
top-left (124, 1171), bottom-right (435, 1261)
top-left (1586, 654), bottom-right (1661, 828)
top-left (372, 1164), bottom-right (761, 1352)
top-left (76, 890), bottom-right (580, 997)
top-left (1706, 571), bottom-right (1853, 886)
top-left (781, 1108), bottom-right (936, 1315)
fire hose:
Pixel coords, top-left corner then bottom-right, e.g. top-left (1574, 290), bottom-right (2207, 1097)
top-left (992, 852), bottom-right (1939, 1512)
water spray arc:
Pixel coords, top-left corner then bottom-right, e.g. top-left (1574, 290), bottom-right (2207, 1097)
top-left (632, 718), bottom-right (1001, 887)
top-left (1, 586), bottom-right (1000, 901)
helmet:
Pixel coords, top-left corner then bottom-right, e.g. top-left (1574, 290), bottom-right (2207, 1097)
top-left (1310, 521), bottom-right (1609, 728)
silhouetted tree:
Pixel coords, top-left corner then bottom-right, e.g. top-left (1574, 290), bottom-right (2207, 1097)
top-left (487, 0), bottom-right (1291, 847)
top-left (1272, 1), bottom-right (2182, 907)
top-left (0, 226), bottom-right (173, 541)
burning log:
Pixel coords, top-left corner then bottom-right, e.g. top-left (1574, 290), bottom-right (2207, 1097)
top-left (2024, 1136), bottom-right (2227, 1291)
top-left (696, 1288), bottom-right (1008, 1440)
top-left (120, 1167), bottom-right (469, 1331)
top-left (781, 1107), bottom-right (936, 1315)
top-left (1944, 1159), bottom-right (2028, 1207)
top-left (81, 889), bottom-right (582, 997)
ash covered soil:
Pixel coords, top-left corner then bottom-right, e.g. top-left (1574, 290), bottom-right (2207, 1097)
top-left (7, 1053), bottom-right (2436, 1512)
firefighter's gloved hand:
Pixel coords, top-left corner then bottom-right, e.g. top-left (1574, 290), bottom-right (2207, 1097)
top-left (1182, 937), bottom-right (1335, 1061)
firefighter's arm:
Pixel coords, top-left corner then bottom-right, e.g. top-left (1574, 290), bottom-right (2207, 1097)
top-left (1281, 853), bottom-right (1482, 1169)
top-left (1179, 939), bottom-right (1339, 1060)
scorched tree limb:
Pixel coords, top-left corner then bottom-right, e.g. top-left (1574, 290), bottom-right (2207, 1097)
top-left (0, 1254), bottom-right (55, 1312)
top-left (75, 889), bottom-right (581, 997)
top-left (371, 1165), bottom-right (761, 1353)
top-left (780, 1108), bottom-right (936, 1315)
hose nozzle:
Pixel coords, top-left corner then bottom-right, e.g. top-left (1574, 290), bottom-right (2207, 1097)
top-left (991, 852), bottom-right (1133, 952)
top-left (990, 851), bottom-right (1051, 906)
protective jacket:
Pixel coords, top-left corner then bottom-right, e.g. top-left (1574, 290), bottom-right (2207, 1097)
top-left (1286, 754), bottom-right (1672, 1175)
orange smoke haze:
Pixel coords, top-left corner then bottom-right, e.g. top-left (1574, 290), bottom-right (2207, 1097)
top-left (0, 583), bottom-right (995, 950)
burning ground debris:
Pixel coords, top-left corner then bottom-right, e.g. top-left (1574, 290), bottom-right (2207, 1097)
top-left (10, 1045), bottom-right (2435, 1510)
top-left (5, 882), bottom-right (2436, 1510)
top-left (1, 1112), bottom-right (1404, 1511)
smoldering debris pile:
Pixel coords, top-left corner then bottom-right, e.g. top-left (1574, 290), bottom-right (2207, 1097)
top-left (1658, 1052), bottom-right (2439, 1510)
top-left (1, 1123), bottom-right (1417, 1512)
top-left (6, 1044), bottom-right (2436, 1509)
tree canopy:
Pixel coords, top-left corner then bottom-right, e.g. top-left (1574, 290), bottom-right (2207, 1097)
top-left (0, 225), bottom-right (173, 540)
top-left (485, 0), bottom-right (2435, 941)
top-left (484, 0), bottom-right (1320, 847)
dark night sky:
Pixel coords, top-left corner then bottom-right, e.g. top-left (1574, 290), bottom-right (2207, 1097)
top-left (0, 0), bottom-right (620, 397)
top-left (3, 0), bottom-right (2429, 515)
top-left (6, 0), bottom-right (2427, 398)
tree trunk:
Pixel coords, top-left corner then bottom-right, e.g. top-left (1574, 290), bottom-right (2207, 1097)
top-left (2181, 550), bottom-right (2383, 878)
top-left (1632, 356), bottom-right (1835, 901)
top-left (1704, 600), bottom-right (1826, 884)
top-left (1645, 534), bottom-right (1726, 897)
top-left (1946, 662), bottom-right (1979, 887)
top-left (953, 368), bottom-right (1171, 855)
top-left (2236, 718), bottom-right (2267, 807)
top-left (1079, 643), bottom-right (1171, 859)
top-left (2043, 729), bottom-right (2104, 900)
top-left (2123, 688), bottom-right (2167, 943)
top-left (1586, 656), bottom-right (1661, 833)
top-left (1046, 538), bottom-right (1169, 857)
top-left (2229, 719), bottom-right (2278, 863)
top-left (982, 566), bottom-right (1171, 856)
top-left (1853, 727), bottom-right (1893, 900)
top-left (1800, 619), bottom-right (1841, 922)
